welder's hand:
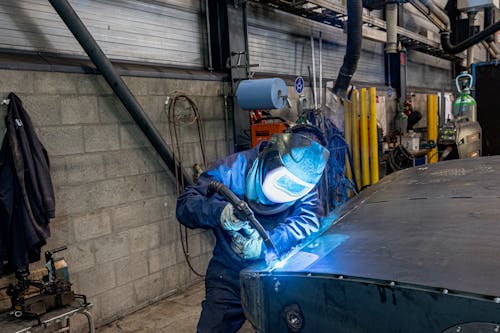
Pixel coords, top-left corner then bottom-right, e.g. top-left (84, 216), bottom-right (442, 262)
top-left (220, 203), bottom-right (249, 231)
top-left (229, 229), bottom-right (263, 260)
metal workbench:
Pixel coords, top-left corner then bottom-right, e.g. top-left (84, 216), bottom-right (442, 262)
top-left (0, 301), bottom-right (94, 333)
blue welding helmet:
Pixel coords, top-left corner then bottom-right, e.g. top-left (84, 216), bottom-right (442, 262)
top-left (246, 133), bottom-right (329, 207)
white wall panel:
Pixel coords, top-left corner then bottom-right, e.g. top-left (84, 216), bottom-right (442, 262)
top-left (247, 3), bottom-right (463, 90)
top-left (0, 0), bottom-right (204, 67)
top-left (407, 50), bottom-right (453, 90)
top-left (248, 5), bottom-right (385, 84)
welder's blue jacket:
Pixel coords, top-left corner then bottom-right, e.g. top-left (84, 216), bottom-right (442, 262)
top-left (176, 144), bottom-right (323, 272)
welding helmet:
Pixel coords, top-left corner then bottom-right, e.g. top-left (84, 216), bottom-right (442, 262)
top-left (246, 133), bottom-right (329, 207)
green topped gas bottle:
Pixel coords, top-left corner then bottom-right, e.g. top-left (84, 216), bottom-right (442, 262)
top-left (453, 72), bottom-right (476, 122)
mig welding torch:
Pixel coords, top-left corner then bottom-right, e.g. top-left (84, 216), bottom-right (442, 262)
top-left (207, 180), bottom-right (280, 259)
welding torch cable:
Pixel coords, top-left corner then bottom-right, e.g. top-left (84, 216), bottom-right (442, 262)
top-left (328, 132), bottom-right (358, 196)
top-left (167, 92), bottom-right (208, 277)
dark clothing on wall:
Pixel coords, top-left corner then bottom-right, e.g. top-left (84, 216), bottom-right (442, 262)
top-left (0, 92), bottom-right (54, 275)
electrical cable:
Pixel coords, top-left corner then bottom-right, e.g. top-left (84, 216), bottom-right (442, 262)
top-left (388, 145), bottom-right (414, 172)
top-left (295, 111), bottom-right (357, 210)
top-left (167, 92), bottom-right (207, 277)
top-left (331, 133), bottom-right (359, 194)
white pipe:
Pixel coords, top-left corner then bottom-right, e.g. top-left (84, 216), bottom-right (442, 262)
top-left (319, 32), bottom-right (323, 108)
top-left (467, 47), bottom-right (474, 68)
top-left (481, 40), bottom-right (500, 58)
top-left (467, 11), bottom-right (477, 68)
top-left (385, 3), bottom-right (398, 53)
top-left (311, 34), bottom-right (318, 110)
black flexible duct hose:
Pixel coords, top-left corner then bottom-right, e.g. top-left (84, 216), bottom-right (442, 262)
top-left (412, 0), bottom-right (499, 55)
top-left (441, 21), bottom-right (500, 54)
top-left (332, 0), bottom-right (363, 99)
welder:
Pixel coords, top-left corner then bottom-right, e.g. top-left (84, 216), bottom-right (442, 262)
top-left (176, 133), bottom-right (329, 333)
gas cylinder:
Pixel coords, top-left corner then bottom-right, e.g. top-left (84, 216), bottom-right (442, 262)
top-left (453, 72), bottom-right (476, 122)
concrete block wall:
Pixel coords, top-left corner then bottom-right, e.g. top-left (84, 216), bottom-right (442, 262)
top-left (0, 69), bottom-right (229, 326)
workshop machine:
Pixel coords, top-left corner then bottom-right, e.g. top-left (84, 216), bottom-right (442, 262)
top-left (6, 246), bottom-right (86, 321)
top-left (250, 112), bottom-right (289, 148)
top-left (240, 156), bottom-right (500, 332)
top-left (439, 72), bottom-right (482, 160)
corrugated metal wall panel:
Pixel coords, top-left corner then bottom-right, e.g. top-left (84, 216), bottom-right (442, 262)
top-left (248, 3), bottom-right (460, 90)
top-left (407, 50), bottom-right (453, 90)
top-left (0, 0), bottom-right (204, 67)
top-left (248, 5), bottom-right (385, 84)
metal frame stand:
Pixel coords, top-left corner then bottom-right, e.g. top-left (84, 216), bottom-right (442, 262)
top-left (1, 302), bottom-right (94, 333)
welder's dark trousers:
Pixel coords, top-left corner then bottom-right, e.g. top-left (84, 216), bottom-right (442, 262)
top-left (197, 259), bottom-right (246, 333)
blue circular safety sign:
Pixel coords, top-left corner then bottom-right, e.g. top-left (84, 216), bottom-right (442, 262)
top-left (295, 76), bottom-right (304, 94)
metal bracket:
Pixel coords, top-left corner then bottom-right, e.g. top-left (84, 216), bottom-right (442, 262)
top-left (226, 51), bottom-right (259, 69)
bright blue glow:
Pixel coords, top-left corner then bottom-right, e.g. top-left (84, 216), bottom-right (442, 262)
top-left (270, 233), bottom-right (350, 271)
top-left (272, 259), bottom-right (288, 269)
top-left (265, 251), bottom-right (278, 265)
top-left (276, 176), bottom-right (308, 194)
top-left (262, 166), bottom-right (315, 203)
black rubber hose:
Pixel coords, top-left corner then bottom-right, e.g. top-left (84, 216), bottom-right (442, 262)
top-left (49, 0), bottom-right (192, 187)
top-left (441, 20), bottom-right (500, 54)
top-left (332, 0), bottom-right (363, 99)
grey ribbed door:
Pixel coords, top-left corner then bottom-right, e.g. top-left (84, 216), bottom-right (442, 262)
top-left (0, 0), bottom-right (205, 67)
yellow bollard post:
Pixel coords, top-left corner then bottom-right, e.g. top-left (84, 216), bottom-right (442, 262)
top-left (360, 88), bottom-right (370, 188)
top-left (344, 100), bottom-right (353, 182)
top-left (427, 94), bottom-right (439, 164)
top-left (351, 90), bottom-right (361, 191)
top-left (369, 87), bottom-right (379, 184)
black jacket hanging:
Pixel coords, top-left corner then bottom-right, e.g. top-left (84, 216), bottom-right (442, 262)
top-left (0, 92), bottom-right (55, 275)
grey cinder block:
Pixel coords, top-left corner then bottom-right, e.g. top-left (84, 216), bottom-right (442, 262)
top-left (114, 253), bottom-right (149, 286)
top-left (94, 231), bottom-right (130, 264)
top-left (73, 210), bottom-right (112, 242)
top-left (37, 126), bottom-right (85, 156)
top-left (84, 125), bottom-right (120, 152)
top-left (61, 96), bottom-right (99, 125)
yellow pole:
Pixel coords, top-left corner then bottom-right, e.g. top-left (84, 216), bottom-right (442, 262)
top-left (360, 88), bottom-right (370, 188)
top-left (369, 87), bottom-right (379, 184)
top-left (344, 100), bottom-right (353, 182)
top-left (427, 94), bottom-right (439, 164)
top-left (351, 90), bottom-right (361, 191)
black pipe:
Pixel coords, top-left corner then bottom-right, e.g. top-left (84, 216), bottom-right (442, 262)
top-left (484, 8), bottom-right (494, 43)
top-left (242, 2), bottom-right (251, 79)
top-left (414, 0), bottom-right (500, 55)
top-left (332, 0), bottom-right (363, 98)
top-left (48, 0), bottom-right (192, 187)
top-left (441, 21), bottom-right (500, 54)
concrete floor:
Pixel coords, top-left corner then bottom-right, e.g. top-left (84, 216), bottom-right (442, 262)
top-left (97, 281), bottom-right (254, 333)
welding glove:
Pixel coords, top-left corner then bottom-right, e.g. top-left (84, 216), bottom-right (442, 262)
top-left (229, 228), bottom-right (263, 260)
top-left (220, 203), bottom-right (249, 231)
